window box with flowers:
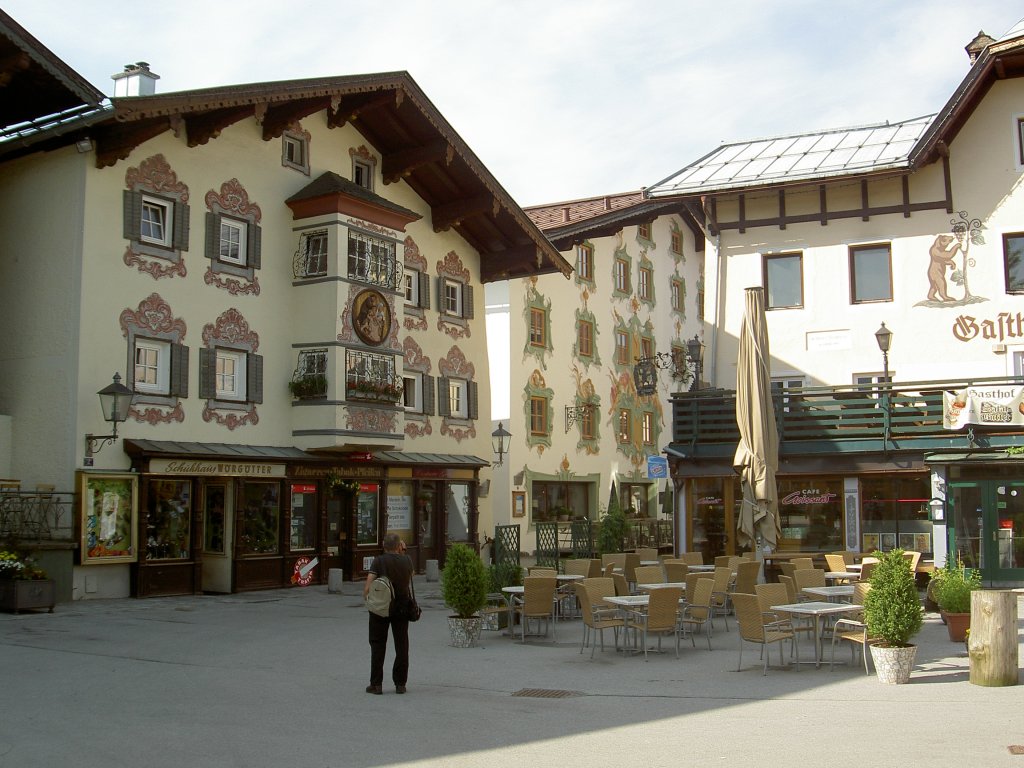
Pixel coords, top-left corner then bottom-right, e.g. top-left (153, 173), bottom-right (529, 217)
top-left (346, 378), bottom-right (404, 404)
top-left (288, 373), bottom-right (328, 400)
top-left (0, 550), bottom-right (55, 613)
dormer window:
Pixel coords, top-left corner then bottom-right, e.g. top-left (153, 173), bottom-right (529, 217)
top-left (354, 159), bottom-right (373, 190)
top-left (282, 129), bottom-right (310, 175)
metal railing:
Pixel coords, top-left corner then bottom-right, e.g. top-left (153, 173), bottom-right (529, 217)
top-left (0, 491), bottom-right (76, 541)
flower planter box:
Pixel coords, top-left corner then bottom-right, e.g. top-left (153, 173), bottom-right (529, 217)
top-left (0, 579), bottom-right (55, 613)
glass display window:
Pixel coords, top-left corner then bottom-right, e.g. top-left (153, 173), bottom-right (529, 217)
top-left (289, 484), bottom-right (317, 551)
top-left (690, 476), bottom-right (731, 562)
top-left (386, 480), bottom-right (414, 545)
top-left (146, 478), bottom-right (192, 560)
top-left (777, 477), bottom-right (844, 551)
top-left (203, 483), bottom-right (226, 554)
top-left (239, 481), bottom-right (281, 555)
top-left (356, 483), bottom-right (379, 545)
top-left (446, 481), bottom-right (471, 541)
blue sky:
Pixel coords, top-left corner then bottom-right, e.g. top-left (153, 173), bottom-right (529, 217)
top-left (6, 1), bottom-right (1022, 206)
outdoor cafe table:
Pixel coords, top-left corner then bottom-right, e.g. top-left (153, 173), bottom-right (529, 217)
top-left (770, 601), bottom-right (859, 667)
top-left (801, 585), bottom-right (855, 602)
top-left (689, 564), bottom-right (715, 572)
top-left (824, 571), bottom-right (859, 582)
top-left (604, 594), bottom-right (652, 654)
top-left (637, 582), bottom-right (688, 591)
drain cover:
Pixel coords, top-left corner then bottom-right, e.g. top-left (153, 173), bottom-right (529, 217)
top-left (511, 688), bottom-right (581, 699)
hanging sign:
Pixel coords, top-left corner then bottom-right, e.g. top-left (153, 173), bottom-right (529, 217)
top-left (944, 386), bottom-right (1024, 429)
top-left (646, 456), bottom-right (668, 478)
top-left (290, 556), bottom-right (318, 586)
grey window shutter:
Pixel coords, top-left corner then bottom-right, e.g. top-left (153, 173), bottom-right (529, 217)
top-left (123, 190), bottom-right (142, 240)
top-left (249, 224), bottom-right (262, 269)
top-left (204, 212), bottom-right (218, 260)
top-left (247, 353), bottom-right (264, 404)
top-left (418, 272), bottom-right (430, 309)
top-left (170, 343), bottom-right (189, 398)
top-left (438, 376), bottom-right (451, 416)
top-left (173, 200), bottom-right (190, 250)
top-left (468, 381), bottom-right (479, 420)
top-left (463, 284), bottom-right (474, 320)
top-left (436, 276), bottom-right (445, 313)
top-left (199, 348), bottom-right (216, 399)
top-left (422, 375), bottom-right (435, 415)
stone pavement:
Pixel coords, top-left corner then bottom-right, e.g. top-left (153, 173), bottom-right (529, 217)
top-left (0, 579), bottom-right (1021, 768)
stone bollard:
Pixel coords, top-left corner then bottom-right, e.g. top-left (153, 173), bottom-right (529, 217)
top-left (425, 559), bottom-right (439, 582)
top-left (328, 568), bottom-right (345, 593)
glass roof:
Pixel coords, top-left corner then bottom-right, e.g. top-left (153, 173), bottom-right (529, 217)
top-left (647, 115), bottom-right (934, 197)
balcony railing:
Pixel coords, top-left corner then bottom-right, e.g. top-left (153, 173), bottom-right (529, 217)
top-left (0, 491), bottom-right (76, 541)
top-left (671, 376), bottom-right (1024, 453)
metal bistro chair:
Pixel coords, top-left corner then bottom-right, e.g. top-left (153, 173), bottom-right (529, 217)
top-left (664, 561), bottom-right (689, 583)
top-left (679, 552), bottom-right (704, 566)
top-left (578, 582), bottom-right (624, 658)
top-left (633, 565), bottom-right (666, 586)
top-left (679, 577), bottom-right (714, 650)
top-left (708, 566), bottom-right (733, 631)
top-left (830, 582), bottom-right (878, 674)
top-left (731, 560), bottom-right (761, 597)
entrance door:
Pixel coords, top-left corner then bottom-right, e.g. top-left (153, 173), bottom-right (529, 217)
top-left (415, 482), bottom-right (439, 571)
top-left (201, 482), bottom-right (232, 593)
top-left (949, 481), bottom-right (1024, 581)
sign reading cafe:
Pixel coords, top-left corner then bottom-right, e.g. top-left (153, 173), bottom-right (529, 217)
top-left (944, 386), bottom-right (1024, 429)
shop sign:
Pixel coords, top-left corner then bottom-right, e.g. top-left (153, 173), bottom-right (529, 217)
top-left (387, 495), bottom-right (412, 529)
top-left (290, 556), bottom-right (318, 586)
top-left (781, 490), bottom-right (838, 506)
top-left (647, 456), bottom-right (668, 478)
top-left (413, 468), bottom-right (447, 478)
top-left (696, 495), bottom-right (722, 506)
top-left (943, 386), bottom-right (1024, 429)
top-left (149, 459), bottom-right (285, 477)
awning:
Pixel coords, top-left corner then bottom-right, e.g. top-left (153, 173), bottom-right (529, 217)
top-left (925, 451), bottom-right (1024, 465)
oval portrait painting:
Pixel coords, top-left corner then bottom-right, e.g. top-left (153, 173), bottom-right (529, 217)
top-left (352, 289), bottom-right (392, 346)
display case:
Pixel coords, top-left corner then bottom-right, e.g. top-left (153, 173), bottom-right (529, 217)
top-left (78, 472), bottom-right (139, 564)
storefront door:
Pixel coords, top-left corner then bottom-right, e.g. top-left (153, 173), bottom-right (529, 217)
top-left (949, 481), bottom-right (1024, 582)
top-left (201, 482), bottom-right (232, 593)
top-left (415, 482), bottom-right (439, 571)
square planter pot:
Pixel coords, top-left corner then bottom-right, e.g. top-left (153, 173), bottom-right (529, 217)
top-left (0, 579), bottom-right (55, 613)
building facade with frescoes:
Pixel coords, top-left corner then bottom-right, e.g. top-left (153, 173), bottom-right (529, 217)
top-left (647, 26), bottom-right (1024, 584)
top-left (0, 10), bottom-right (570, 600)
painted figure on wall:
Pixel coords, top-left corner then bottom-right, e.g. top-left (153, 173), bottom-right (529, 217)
top-left (917, 212), bottom-right (987, 309)
top-left (926, 234), bottom-right (961, 302)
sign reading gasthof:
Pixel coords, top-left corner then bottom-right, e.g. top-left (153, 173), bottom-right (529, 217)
top-left (944, 386), bottom-right (1024, 429)
top-left (148, 459), bottom-right (287, 477)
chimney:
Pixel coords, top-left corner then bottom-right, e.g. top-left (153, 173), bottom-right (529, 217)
top-left (965, 31), bottom-right (996, 64)
top-left (111, 62), bottom-right (160, 97)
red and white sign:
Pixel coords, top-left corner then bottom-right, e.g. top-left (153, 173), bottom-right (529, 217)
top-left (290, 556), bottom-right (318, 586)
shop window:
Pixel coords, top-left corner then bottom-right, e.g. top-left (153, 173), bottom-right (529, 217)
top-left (289, 484), bottom-right (317, 550)
top-left (860, 475), bottom-right (931, 555)
top-left (849, 243), bottom-right (892, 303)
top-left (531, 480), bottom-right (590, 523)
top-left (764, 252), bottom-right (803, 309)
top-left (355, 483), bottom-right (379, 545)
top-left (620, 482), bottom-right (649, 517)
top-left (145, 479), bottom-right (192, 560)
top-left (776, 478), bottom-right (844, 552)
top-left (238, 481), bottom-right (280, 555)
top-left (203, 484), bottom-right (226, 554)
top-left (445, 481), bottom-right (472, 542)
top-left (689, 476), bottom-right (734, 563)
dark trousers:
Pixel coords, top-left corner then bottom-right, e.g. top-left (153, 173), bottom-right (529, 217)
top-left (369, 612), bottom-right (409, 687)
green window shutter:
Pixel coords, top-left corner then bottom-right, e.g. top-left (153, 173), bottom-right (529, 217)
top-left (468, 381), bottom-right (479, 420)
top-left (247, 353), bottom-right (264, 404)
top-left (422, 375), bottom-right (435, 415)
top-left (438, 376), bottom-right (451, 417)
top-left (170, 343), bottom-right (189, 398)
top-left (123, 190), bottom-right (142, 240)
top-left (249, 224), bottom-right (262, 269)
top-left (199, 348), bottom-right (216, 399)
top-left (173, 200), bottom-right (190, 250)
top-left (418, 272), bottom-right (430, 309)
top-left (463, 284), bottom-right (474, 320)
top-left (204, 212), bottom-right (218, 261)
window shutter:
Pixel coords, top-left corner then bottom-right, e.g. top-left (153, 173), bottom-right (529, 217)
top-left (247, 353), bottom-right (264, 404)
top-left (418, 272), bottom-right (430, 309)
top-left (422, 375), bottom-right (435, 415)
top-left (123, 190), bottom-right (142, 240)
top-left (438, 376), bottom-right (451, 416)
top-left (173, 200), bottom-right (190, 250)
top-left (468, 381), bottom-right (479, 420)
top-left (463, 284), bottom-right (474, 320)
top-left (204, 212), bottom-right (218, 260)
top-left (199, 348), bottom-right (216, 399)
top-left (436, 277), bottom-right (445, 313)
top-left (249, 224), bottom-right (262, 269)
top-left (170, 343), bottom-right (189, 398)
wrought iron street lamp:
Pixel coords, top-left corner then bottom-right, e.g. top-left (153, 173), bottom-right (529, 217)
top-left (686, 334), bottom-right (704, 392)
top-left (85, 373), bottom-right (135, 457)
top-left (491, 422), bottom-right (511, 466)
top-left (874, 322), bottom-right (892, 384)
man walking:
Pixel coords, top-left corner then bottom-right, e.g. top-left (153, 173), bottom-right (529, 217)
top-left (363, 532), bottom-right (414, 694)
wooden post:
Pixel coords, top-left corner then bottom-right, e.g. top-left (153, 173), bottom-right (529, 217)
top-left (968, 590), bottom-right (1019, 687)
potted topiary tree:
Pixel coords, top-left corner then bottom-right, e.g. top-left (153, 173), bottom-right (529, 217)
top-left (441, 543), bottom-right (489, 647)
top-left (596, 494), bottom-right (627, 555)
top-left (933, 559), bottom-right (981, 642)
top-left (864, 548), bottom-right (924, 684)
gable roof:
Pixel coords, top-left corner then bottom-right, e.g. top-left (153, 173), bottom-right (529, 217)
top-left (0, 9), bottom-right (104, 133)
top-left (2, 69), bottom-right (570, 283)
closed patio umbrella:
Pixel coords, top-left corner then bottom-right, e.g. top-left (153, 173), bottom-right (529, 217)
top-left (734, 286), bottom-right (780, 553)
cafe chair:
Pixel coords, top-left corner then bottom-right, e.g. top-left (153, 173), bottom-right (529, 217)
top-left (612, 572), bottom-right (631, 597)
top-left (824, 553), bottom-right (848, 576)
top-left (731, 560), bottom-right (761, 596)
top-left (683, 572), bottom-right (707, 605)
top-left (623, 585), bottom-right (684, 660)
top-left (601, 553), bottom-right (626, 572)
top-left (756, 582), bottom-right (814, 652)
top-left (830, 582), bottom-right (877, 674)
top-left (664, 561), bottom-right (689, 583)
top-left (623, 553), bottom-right (641, 588)
top-left (714, 555), bottom-right (733, 569)
top-left (679, 577), bottom-right (714, 650)
top-left (733, 592), bottom-right (799, 675)
top-left (586, 558), bottom-right (603, 578)
top-left (559, 559), bottom-right (591, 617)
top-left (528, 566), bottom-right (557, 577)
top-left (513, 576), bottom-right (557, 643)
top-left (709, 566), bottom-right (733, 630)
top-left (791, 557), bottom-right (814, 571)
top-left (578, 582), bottom-right (624, 658)
top-left (793, 568), bottom-right (826, 597)
top-left (858, 557), bottom-right (879, 582)
top-left (633, 565), bottom-right (665, 586)
top-left (581, 577), bottom-right (616, 609)
top-left (778, 575), bottom-right (799, 604)
top-left (635, 547), bottom-right (659, 561)
top-left (679, 552), bottom-right (704, 566)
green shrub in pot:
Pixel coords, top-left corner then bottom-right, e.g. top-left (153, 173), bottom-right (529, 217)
top-left (864, 549), bottom-right (923, 647)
